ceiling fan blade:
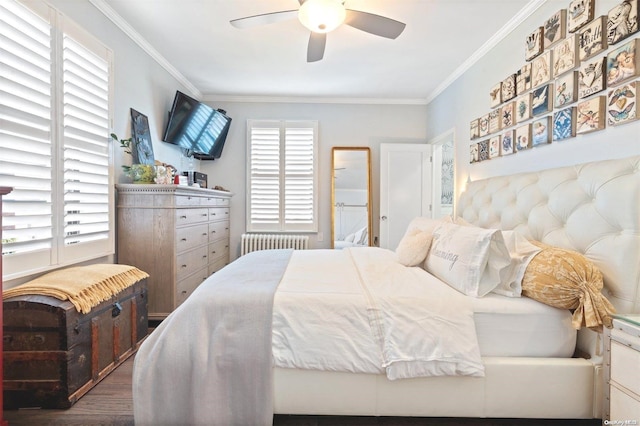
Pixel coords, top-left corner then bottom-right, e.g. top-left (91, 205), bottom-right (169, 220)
top-left (230, 10), bottom-right (298, 29)
top-left (344, 9), bottom-right (406, 39)
top-left (307, 32), bottom-right (326, 62)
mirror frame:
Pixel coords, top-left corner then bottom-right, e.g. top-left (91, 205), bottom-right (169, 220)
top-left (330, 147), bottom-right (373, 249)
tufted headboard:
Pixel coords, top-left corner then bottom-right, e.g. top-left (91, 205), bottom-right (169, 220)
top-left (458, 155), bottom-right (640, 316)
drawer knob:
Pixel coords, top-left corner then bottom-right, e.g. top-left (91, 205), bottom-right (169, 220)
top-left (181, 264), bottom-right (187, 268)
top-left (181, 238), bottom-right (187, 242)
top-left (202, 233), bottom-right (207, 236)
top-left (180, 215), bottom-right (187, 219)
top-left (202, 255), bottom-right (207, 259)
top-left (202, 213), bottom-right (207, 217)
top-left (182, 290), bottom-right (187, 294)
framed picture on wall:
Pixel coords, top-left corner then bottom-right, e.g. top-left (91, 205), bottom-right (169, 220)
top-left (553, 107), bottom-right (577, 141)
top-left (501, 74), bottom-right (517, 102)
top-left (576, 96), bottom-right (606, 133)
top-left (531, 50), bottom-right (552, 88)
top-left (515, 123), bottom-right (532, 151)
top-left (607, 81), bottom-right (638, 126)
top-left (500, 129), bottom-right (515, 156)
top-left (607, 0), bottom-right (639, 45)
top-left (532, 83), bottom-right (553, 116)
top-left (490, 82), bottom-right (502, 107)
top-left (488, 109), bottom-right (502, 134)
top-left (552, 34), bottom-right (578, 77)
top-left (525, 27), bottom-right (544, 61)
top-left (470, 143), bottom-right (479, 163)
top-left (478, 140), bottom-right (490, 161)
top-left (578, 57), bottom-right (606, 98)
top-left (514, 93), bottom-right (532, 123)
top-left (544, 10), bottom-right (567, 49)
top-left (501, 102), bottom-right (515, 128)
top-left (479, 114), bottom-right (490, 137)
top-left (568, 0), bottom-right (594, 33)
top-left (130, 108), bottom-right (155, 165)
top-left (517, 63), bottom-right (532, 93)
top-left (578, 16), bottom-right (608, 61)
top-left (554, 71), bottom-right (578, 108)
top-left (532, 116), bottom-right (552, 146)
top-left (606, 38), bottom-right (639, 87)
top-left (470, 119), bottom-right (479, 140)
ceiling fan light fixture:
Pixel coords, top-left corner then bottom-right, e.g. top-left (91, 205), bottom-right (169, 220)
top-left (298, 0), bottom-right (346, 33)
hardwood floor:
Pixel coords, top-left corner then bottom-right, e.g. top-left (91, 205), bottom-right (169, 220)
top-left (3, 354), bottom-right (603, 426)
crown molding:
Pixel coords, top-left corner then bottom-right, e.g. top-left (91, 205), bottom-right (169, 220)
top-left (202, 94), bottom-right (428, 105)
top-left (425, 0), bottom-right (547, 104)
top-left (89, 0), bottom-right (202, 99)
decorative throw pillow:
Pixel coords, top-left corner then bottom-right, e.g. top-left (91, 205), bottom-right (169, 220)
top-left (521, 241), bottom-right (615, 330)
top-left (492, 230), bottom-right (542, 297)
top-left (395, 228), bottom-right (433, 267)
top-left (424, 222), bottom-right (512, 297)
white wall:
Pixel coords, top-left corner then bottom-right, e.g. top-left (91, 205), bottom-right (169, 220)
top-left (425, 0), bottom-right (640, 206)
top-left (198, 101), bottom-right (427, 258)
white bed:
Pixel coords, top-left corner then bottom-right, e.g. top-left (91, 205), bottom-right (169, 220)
top-left (133, 155), bottom-right (640, 424)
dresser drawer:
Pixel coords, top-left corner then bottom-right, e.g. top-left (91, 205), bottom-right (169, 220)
top-left (208, 207), bottom-right (229, 222)
top-left (610, 383), bottom-right (640, 421)
top-left (208, 220), bottom-right (229, 242)
top-left (175, 195), bottom-right (201, 206)
top-left (610, 332), bottom-right (640, 396)
top-left (176, 245), bottom-right (209, 281)
top-left (176, 269), bottom-right (208, 307)
top-left (208, 257), bottom-right (228, 276)
top-left (208, 239), bottom-right (229, 262)
top-left (176, 223), bottom-right (209, 253)
top-left (175, 208), bottom-right (209, 226)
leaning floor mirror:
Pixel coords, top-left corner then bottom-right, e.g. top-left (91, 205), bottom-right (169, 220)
top-left (331, 147), bottom-right (373, 249)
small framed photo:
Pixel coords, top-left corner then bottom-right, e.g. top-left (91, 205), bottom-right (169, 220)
top-left (514, 93), bottom-right (532, 123)
top-left (490, 82), bottom-right (502, 107)
top-left (525, 27), bottom-right (544, 61)
top-left (479, 114), bottom-right (490, 137)
top-left (578, 57), bottom-right (606, 98)
top-left (130, 108), bottom-right (155, 165)
top-left (544, 10), bottom-right (567, 49)
top-left (478, 140), bottom-right (490, 161)
top-left (532, 83), bottom-right (553, 116)
top-left (532, 116), bottom-right (552, 147)
top-left (568, 0), bottom-right (595, 33)
top-left (489, 136), bottom-right (501, 159)
top-left (578, 16), bottom-right (608, 61)
top-left (576, 96), bottom-right (606, 134)
top-left (470, 143), bottom-right (479, 164)
top-left (501, 102), bottom-right (515, 128)
top-left (515, 124), bottom-right (532, 151)
top-left (554, 71), bottom-right (579, 108)
top-left (607, 81), bottom-right (638, 126)
top-left (553, 107), bottom-right (577, 141)
top-left (488, 109), bottom-right (502, 134)
top-left (470, 119), bottom-right (479, 140)
top-left (607, 0), bottom-right (639, 45)
top-left (552, 35), bottom-right (579, 77)
top-left (532, 50), bottom-right (552, 88)
top-left (500, 129), bottom-right (515, 156)
top-left (606, 39), bottom-right (640, 87)
top-left (517, 64), bottom-right (532, 93)
top-left (501, 74), bottom-right (517, 102)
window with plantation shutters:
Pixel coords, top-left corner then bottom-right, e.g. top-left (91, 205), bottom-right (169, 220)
top-left (247, 120), bottom-right (318, 233)
top-left (0, 0), bottom-right (113, 279)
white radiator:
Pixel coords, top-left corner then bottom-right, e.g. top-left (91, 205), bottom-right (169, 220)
top-left (241, 233), bottom-right (309, 256)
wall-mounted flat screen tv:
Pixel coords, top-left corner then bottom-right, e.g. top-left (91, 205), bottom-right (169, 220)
top-left (162, 91), bottom-right (232, 160)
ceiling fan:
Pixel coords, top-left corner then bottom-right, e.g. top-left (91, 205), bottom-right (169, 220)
top-left (230, 0), bottom-right (406, 62)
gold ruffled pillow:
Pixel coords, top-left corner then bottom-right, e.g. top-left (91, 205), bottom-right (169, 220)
top-left (522, 241), bottom-right (615, 330)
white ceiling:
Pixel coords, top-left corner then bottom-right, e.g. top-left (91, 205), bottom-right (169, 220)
top-left (95, 0), bottom-right (541, 102)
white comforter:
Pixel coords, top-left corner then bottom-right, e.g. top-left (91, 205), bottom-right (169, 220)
top-left (272, 247), bottom-right (484, 379)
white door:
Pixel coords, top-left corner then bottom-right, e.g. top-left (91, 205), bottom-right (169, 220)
top-left (380, 143), bottom-right (432, 250)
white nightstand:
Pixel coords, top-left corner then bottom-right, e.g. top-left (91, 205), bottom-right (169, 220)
top-left (604, 314), bottom-right (640, 423)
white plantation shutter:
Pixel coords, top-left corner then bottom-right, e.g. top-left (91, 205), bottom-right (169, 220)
top-left (247, 120), bottom-right (318, 232)
top-left (0, 0), bottom-right (113, 278)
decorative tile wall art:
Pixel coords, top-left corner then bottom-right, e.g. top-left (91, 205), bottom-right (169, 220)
top-left (479, 114), bottom-right (490, 137)
top-left (555, 71), bottom-right (579, 107)
top-left (490, 82), bottom-right (502, 107)
top-left (470, 119), bottom-right (479, 140)
top-left (578, 56), bottom-right (606, 98)
top-left (501, 74), bottom-right (517, 102)
top-left (606, 38), bottom-right (639, 86)
top-left (501, 102), bottom-right (515, 128)
top-left (532, 84), bottom-right (554, 116)
top-left (515, 124), bottom-right (532, 151)
top-left (576, 95), bottom-right (606, 133)
top-left (489, 136), bottom-right (501, 159)
top-left (501, 129), bottom-right (515, 156)
top-left (478, 140), bottom-right (490, 161)
top-left (568, 0), bottom-right (595, 33)
top-left (470, 143), bottom-right (479, 163)
top-left (488, 109), bottom-right (502, 134)
top-left (553, 107), bottom-right (577, 140)
top-left (526, 27), bottom-right (544, 61)
top-left (514, 93), bottom-right (532, 123)
top-left (553, 35), bottom-right (579, 76)
top-left (532, 116), bottom-right (552, 146)
top-left (532, 50), bottom-right (553, 88)
top-left (544, 10), bottom-right (567, 49)
top-left (579, 16), bottom-right (608, 61)
top-left (517, 63), bottom-right (532, 93)
top-left (607, 0), bottom-right (639, 45)
top-left (607, 81), bottom-right (638, 125)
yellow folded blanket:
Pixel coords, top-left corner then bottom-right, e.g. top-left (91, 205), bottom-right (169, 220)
top-left (3, 264), bottom-right (149, 314)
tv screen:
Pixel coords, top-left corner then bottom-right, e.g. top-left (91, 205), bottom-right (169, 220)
top-left (162, 91), bottom-right (232, 160)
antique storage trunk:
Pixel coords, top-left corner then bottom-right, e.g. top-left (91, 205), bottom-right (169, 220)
top-left (3, 279), bottom-right (148, 409)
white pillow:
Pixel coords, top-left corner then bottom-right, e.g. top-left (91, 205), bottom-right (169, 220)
top-left (344, 232), bottom-right (356, 243)
top-left (353, 227), bottom-right (367, 245)
top-left (493, 230), bottom-right (542, 297)
top-left (395, 228), bottom-right (433, 267)
top-left (424, 222), bottom-right (512, 297)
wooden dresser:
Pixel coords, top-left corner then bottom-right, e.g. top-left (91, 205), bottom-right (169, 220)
top-left (1, 186), bottom-right (12, 425)
top-left (116, 184), bottom-right (232, 320)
